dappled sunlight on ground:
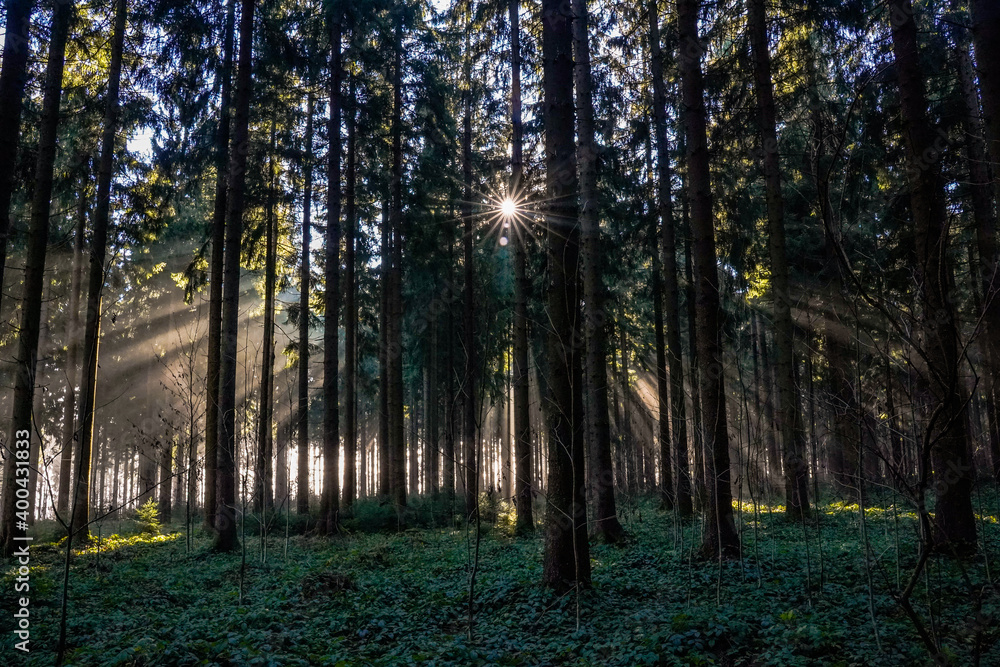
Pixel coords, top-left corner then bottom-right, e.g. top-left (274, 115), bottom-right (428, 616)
top-left (824, 501), bottom-right (920, 521)
top-left (77, 532), bottom-right (181, 555)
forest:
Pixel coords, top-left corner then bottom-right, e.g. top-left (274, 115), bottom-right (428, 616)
top-left (1, 0), bottom-right (1000, 663)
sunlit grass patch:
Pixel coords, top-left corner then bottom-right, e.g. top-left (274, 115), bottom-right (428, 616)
top-left (3, 562), bottom-right (51, 578)
top-left (823, 501), bottom-right (919, 520)
top-left (733, 500), bottom-right (786, 514)
top-left (78, 531), bottom-right (181, 555)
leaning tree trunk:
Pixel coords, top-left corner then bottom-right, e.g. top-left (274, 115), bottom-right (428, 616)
top-left (574, 0), bottom-right (625, 542)
top-left (510, 0), bottom-right (533, 535)
top-left (541, 0), bottom-right (591, 591)
top-left (215, 0), bottom-right (257, 553)
top-left (748, 0), bottom-right (809, 518)
top-left (677, 0), bottom-right (740, 560)
top-left (0, 0), bottom-right (35, 319)
top-left (205, 0), bottom-right (236, 531)
top-left (890, 0), bottom-right (976, 555)
top-left (321, 16), bottom-right (342, 535)
top-left (649, 0), bottom-right (692, 517)
top-left (0, 0), bottom-right (72, 557)
top-left (297, 93), bottom-right (314, 515)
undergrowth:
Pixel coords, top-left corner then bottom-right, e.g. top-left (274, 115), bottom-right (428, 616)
top-left (1, 489), bottom-right (998, 666)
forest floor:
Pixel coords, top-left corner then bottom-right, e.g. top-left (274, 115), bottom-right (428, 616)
top-left (3, 490), bottom-right (1000, 666)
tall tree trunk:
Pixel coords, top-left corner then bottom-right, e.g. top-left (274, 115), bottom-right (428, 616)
top-left (409, 389), bottom-right (419, 493)
top-left (0, 0), bottom-right (72, 557)
top-left (379, 201), bottom-right (391, 497)
top-left (971, 0), bottom-right (1000, 481)
top-left (510, 0), bottom-right (533, 535)
top-left (205, 0), bottom-right (236, 531)
top-left (321, 16), bottom-right (342, 535)
top-left (682, 165), bottom-right (707, 509)
top-left (426, 323), bottom-right (439, 495)
top-left (389, 12), bottom-right (407, 512)
top-left (158, 442), bottom-right (172, 523)
top-left (461, 19), bottom-right (478, 521)
top-left (619, 321), bottom-right (637, 498)
top-left (215, 0), bottom-right (256, 552)
top-left (444, 234), bottom-right (457, 501)
top-left (574, 0), bottom-right (625, 541)
top-left (358, 416), bottom-right (366, 498)
top-left (677, 0), bottom-right (740, 559)
top-left (343, 75), bottom-right (358, 511)
top-left (256, 125), bottom-right (277, 514)
top-left (71, 0), bottom-right (126, 544)
top-left (646, 126), bottom-right (673, 509)
top-left (188, 367), bottom-right (199, 516)
top-left (805, 45), bottom-right (859, 501)
top-left (297, 94), bottom-right (314, 515)
top-left (275, 416), bottom-right (288, 506)
top-left (748, 0), bottom-right (809, 518)
top-left (58, 174), bottom-right (89, 518)
top-left (755, 311), bottom-right (780, 487)
top-left (0, 0), bottom-right (35, 319)
top-left (890, 0), bottom-right (976, 554)
top-left (972, 0), bottom-right (1000, 207)
top-left (541, 0), bottom-right (591, 590)
top-left (27, 289), bottom-right (50, 525)
top-left (648, 1), bottom-right (692, 517)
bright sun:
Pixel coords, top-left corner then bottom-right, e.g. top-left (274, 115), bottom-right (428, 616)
top-left (501, 198), bottom-right (517, 218)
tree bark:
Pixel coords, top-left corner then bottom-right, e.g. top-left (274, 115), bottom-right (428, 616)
top-left (971, 0), bottom-right (1000, 481)
top-left (890, 0), bottom-right (976, 554)
top-left (389, 12), bottom-right (407, 512)
top-left (298, 94), bottom-right (314, 515)
top-left (424, 352), bottom-right (437, 495)
top-left (649, 1), bottom-right (693, 517)
top-left (215, 0), bottom-right (256, 552)
top-left (573, 0), bottom-right (624, 541)
top-left (444, 233), bottom-right (457, 501)
top-left (0, 0), bottom-right (35, 319)
top-left (677, 0), bottom-right (740, 559)
top-left (256, 126), bottom-right (277, 514)
top-left (204, 0), bottom-right (236, 531)
top-left (68, 0), bottom-right (125, 542)
top-left (379, 201), bottom-right (391, 497)
top-left (0, 0), bottom-right (73, 557)
top-left (510, 0), bottom-right (533, 536)
top-left (158, 442), bottom-right (172, 523)
top-left (541, 0), bottom-right (591, 590)
top-left (461, 16), bottom-right (478, 522)
top-left (57, 173), bottom-right (89, 518)
top-left (748, 0), bottom-right (809, 518)
top-left (344, 74), bottom-right (358, 511)
top-left (321, 16), bottom-right (342, 534)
